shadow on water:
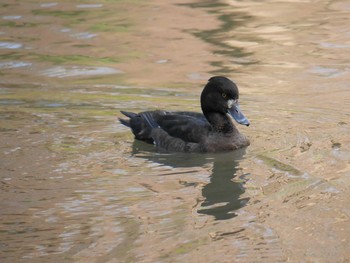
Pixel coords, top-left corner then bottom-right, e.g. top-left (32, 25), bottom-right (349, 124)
top-left (131, 140), bottom-right (249, 220)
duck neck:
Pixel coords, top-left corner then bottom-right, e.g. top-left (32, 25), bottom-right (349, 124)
top-left (205, 112), bottom-right (237, 134)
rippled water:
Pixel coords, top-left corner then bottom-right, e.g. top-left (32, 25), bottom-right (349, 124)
top-left (1, 0), bottom-right (350, 262)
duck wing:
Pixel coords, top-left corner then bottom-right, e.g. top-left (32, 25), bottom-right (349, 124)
top-left (139, 111), bottom-right (208, 152)
top-left (154, 112), bottom-right (211, 143)
top-left (120, 110), bottom-right (211, 152)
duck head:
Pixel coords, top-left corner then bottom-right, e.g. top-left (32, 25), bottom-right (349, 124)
top-left (201, 76), bottom-right (250, 127)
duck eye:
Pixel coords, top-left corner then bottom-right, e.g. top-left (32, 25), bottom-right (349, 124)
top-left (222, 93), bottom-right (227, 99)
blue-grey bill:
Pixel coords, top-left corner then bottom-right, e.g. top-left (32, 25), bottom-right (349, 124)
top-left (228, 102), bottom-right (250, 126)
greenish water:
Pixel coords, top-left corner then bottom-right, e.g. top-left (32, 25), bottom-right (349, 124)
top-left (1, 0), bottom-right (350, 262)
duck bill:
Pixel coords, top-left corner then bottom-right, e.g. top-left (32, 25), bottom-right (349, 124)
top-left (228, 101), bottom-right (250, 126)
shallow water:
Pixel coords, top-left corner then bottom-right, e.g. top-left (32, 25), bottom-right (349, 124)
top-left (1, 0), bottom-right (350, 262)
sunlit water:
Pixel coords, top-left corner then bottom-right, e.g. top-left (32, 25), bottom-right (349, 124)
top-left (1, 0), bottom-right (350, 262)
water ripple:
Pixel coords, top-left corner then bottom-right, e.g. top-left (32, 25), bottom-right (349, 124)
top-left (0, 61), bottom-right (32, 69)
top-left (70, 32), bottom-right (97, 39)
top-left (2, 15), bottom-right (22, 20)
top-left (76, 4), bottom-right (103, 9)
top-left (0, 41), bottom-right (23, 49)
top-left (40, 2), bottom-right (58, 8)
top-left (41, 66), bottom-right (122, 78)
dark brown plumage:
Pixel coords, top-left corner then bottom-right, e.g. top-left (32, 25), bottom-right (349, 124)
top-left (119, 76), bottom-right (250, 152)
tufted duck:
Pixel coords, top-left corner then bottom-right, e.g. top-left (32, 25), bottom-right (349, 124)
top-left (119, 76), bottom-right (250, 152)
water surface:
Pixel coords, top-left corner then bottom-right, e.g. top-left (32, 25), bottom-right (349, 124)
top-left (1, 0), bottom-right (350, 262)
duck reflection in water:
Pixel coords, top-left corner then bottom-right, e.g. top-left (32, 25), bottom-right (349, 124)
top-left (198, 148), bottom-right (249, 220)
top-left (131, 141), bottom-right (249, 220)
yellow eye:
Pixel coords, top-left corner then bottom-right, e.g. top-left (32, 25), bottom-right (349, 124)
top-left (222, 93), bottom-right (227, 99)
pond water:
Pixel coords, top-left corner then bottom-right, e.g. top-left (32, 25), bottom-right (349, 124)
top-left (1, 0), bottom-right (350, 262)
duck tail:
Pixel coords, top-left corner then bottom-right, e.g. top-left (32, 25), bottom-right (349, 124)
top-left (120, 110), bottom-right (137, 119)
top-left (119, 118), bottom-right (130, 127)
top-left (119, 111), bottom-right (138, 127)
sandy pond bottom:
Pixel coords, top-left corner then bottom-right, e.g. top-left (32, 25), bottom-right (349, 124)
top-left (1, 0), bottom-right (350, 262)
